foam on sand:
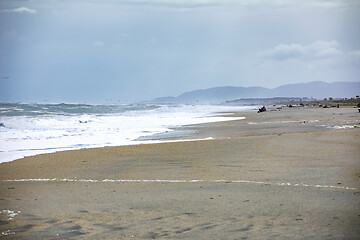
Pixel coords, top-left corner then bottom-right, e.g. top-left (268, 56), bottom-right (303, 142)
top-left (1, 209), bottom-right (21, 220)
top-left (3, 178), bottom-right (356, 191)
top-left (0, 210), bottom-right (19, 237)
top-left (332, 125), bottom-right (359, 129)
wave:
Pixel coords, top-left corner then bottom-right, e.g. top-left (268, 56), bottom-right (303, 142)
top-left (0, 103), bottom-right (161, 117)
top-left (0, 103), bottom-right (256, 163)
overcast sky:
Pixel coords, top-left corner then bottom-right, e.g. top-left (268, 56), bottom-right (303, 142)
top-left (1, 0), bottom-right (359, 103)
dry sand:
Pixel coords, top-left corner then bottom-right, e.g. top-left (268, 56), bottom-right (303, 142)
top-left (0, 106), bottom-right (359, 239)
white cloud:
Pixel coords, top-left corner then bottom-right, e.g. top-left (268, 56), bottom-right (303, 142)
top-left (1, 7), bottom-right (37, 14)
top-left (118, 33), bottom-right (129, 37)
top-left (113, 43), bottom-right (122, 49)
top-left (300, 0), bottom-right (359, 8)
top-left (92, 41), bottom-right (104, 47)
top-left (350, 50), bottom-right (360, 58)
top-left (111, 0), bottom-right (359, 9)
top-left (349, 50), bottom-right (360, 64)
top-left (259, 40), bottom-right (342, 62)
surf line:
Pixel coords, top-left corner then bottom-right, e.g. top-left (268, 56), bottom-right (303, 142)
top-left (2, 179), bottom-right (357, 191)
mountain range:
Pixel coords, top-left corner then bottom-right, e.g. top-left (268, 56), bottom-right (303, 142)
top-left (151, 81), bottom-right (360, 104)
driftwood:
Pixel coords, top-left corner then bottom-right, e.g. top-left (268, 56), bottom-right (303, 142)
top-left (258, 106), bottom-right (266, 113)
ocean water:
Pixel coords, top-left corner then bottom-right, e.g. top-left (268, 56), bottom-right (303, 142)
top-left (0, 103), bottom-right (255, 163)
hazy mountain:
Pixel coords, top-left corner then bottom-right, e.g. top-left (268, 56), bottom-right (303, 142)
top-left (151, 81), bottom-right (360, 104)
top-left (271, 81), bottom-right (360, 99)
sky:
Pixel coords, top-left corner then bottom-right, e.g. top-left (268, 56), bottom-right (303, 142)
top-left (0, 0), bottom-right (359, 103)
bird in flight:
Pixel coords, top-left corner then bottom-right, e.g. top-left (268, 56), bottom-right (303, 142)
top-left (1, 76), bottom-right (9, 79)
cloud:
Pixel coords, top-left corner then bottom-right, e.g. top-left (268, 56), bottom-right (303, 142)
top-left (104, 0), bottom-right (359, 9)
top-left (350, 50), bottom-right (360, 58)
top-left (92, 41), bottom-right (105, 47)
top-left (112, 43), bottom-right (122, 49)
top-left (0, 0), bottom-right (355, 15)
top-left (349, 50), bottom-right (360, 64)
top-left (1, 7), bottom-right (37, 14)
top-left (118, 33), bottom-right (129, 37)
top-left (300, 0), bottom-right (359, 8)
top-left (258, 41), bottom-right (342, 62)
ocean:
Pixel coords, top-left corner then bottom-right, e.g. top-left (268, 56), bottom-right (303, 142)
top-left (0, 103), bottom-right (255, 163)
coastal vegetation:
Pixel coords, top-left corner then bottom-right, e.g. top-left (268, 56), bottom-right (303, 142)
top-left (281, 96), bottom-right (360, 107)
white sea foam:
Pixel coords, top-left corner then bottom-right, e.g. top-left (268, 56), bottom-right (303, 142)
top-left (1, 210), bottom-right (21, 220)
top-left (0, 104), bottom-right (254, 163)
top-left (0, 210), bottom-right (20, 237)
top-left (331, 125), bottom-right (359, 129)
top-left (3, 178), bottom-right (356, 190)
top-left (1, 230), bottom-right (15, 236)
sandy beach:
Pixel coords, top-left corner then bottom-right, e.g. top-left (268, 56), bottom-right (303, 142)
top-left (0, 106), bottom-right (359, 239)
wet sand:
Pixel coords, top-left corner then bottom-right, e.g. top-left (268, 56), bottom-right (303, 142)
top-left (0, 106), bottom-right (359, 239)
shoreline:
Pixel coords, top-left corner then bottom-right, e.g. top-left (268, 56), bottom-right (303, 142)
top-left (0, 105), bottom-right (359, 239)
top-left (0, 105), bottom-right (254, 164)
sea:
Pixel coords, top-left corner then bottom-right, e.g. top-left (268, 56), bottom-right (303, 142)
top-left (0, 103), bottom-right (255, 163)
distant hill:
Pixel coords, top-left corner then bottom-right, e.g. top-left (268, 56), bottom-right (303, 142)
top-left (151, 81), bottom-right (360, 104)
top-left (225, 97), bottom-right (310, 106)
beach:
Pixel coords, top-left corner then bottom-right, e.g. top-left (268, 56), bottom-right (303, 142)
top-left (0, 106), bottom-right (359, 239)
